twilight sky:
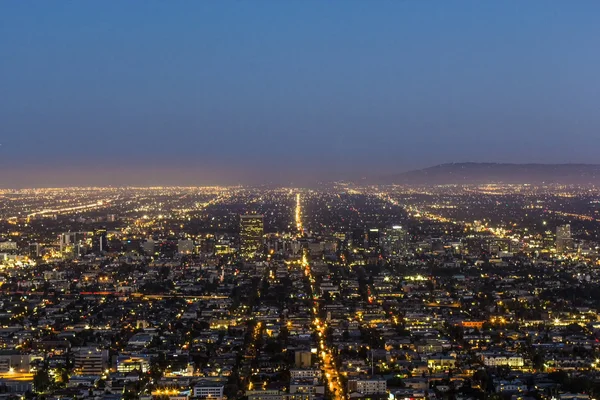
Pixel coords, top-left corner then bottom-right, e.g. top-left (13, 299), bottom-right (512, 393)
top-left (1, 1), bottom-right (599, 187)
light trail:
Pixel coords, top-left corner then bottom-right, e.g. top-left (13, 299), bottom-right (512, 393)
top-left (296, 197), bottom-right (345, 400)
top-left (295, 193), bottom-right (304, 235)
top-left (377, 191), bottom-right (516, 240)
top-left (26, 199), bottom-right (115, 218)
top-left (303, 251), bottom-right (345, 400)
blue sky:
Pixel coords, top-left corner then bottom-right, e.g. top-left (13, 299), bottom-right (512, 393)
top-left (1, 1), bottom-right (599, 186)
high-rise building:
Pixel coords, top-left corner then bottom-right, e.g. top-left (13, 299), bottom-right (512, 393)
top-left (94, 228), bottom-right (108, 253)
top-left (367, 228), bottom-right (380, 251)
top-left (556, 224), bottom-right (573, 253)
top-left (29, 243), bottom-right (40, 258)
top-left (382, 225), bottom-right (407, 256)
top-left (351, 228), bottom-right (365, 250)
top-left (59, 233), bottom-right (72, 253)
top-left (59, 232), bottom-right (92, 258)
top-left (240, 214), bottom-right (264, 260)
top-left (74, 347), bottom-right (108, 375)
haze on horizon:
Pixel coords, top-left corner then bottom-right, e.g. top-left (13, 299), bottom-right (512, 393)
top-left (1, 1), bottom-right (599, 188)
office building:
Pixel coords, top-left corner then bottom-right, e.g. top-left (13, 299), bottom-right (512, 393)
top-left (556, 224), bottom-right (573, 253)
top-left (381, 225), bottom-right (407, 256)
top-left (193, 382), bottom-right (224, 399)
top-left (29, 243), bottom-right (40, 258)
top-left (116, 355), bottom-right (151, 373)
top-left (240, 214), bottom-right (264, 260)
top-left (347, 378), bottom-right (387, 395)
top-left (74, 347), bottom-right (108, 375)
top-left (94, 228), bottom-right (108, 253)
top-left (59, 232), bottom-right (92, 258)
top-left (0, 354), bottom-right (31, 373)
top-left (367, 228), bottom-right (380, 251)
top-left (294, 350), bottom-right (312, 368)
top-left (351, 228), bottom-right (365, 250)
top-left (0, 241), bottom-right (17, 252)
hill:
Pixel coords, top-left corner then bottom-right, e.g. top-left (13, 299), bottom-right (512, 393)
top-left (379, 163), bottom-right (600, 185)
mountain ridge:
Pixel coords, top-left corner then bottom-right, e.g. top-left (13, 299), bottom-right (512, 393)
top-left (378, 162), bottom-right (600, 185)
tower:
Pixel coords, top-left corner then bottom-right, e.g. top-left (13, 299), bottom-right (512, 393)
top-left (94, 228), bottom-right (108, 253)
top-left (240, 214), bottom-right (264, 260)
top-left (29, 243), bottom-right (40, 258)
top-left (382, 225), bottom-right (407, 256)
top-left (556, 224), bottom-right (572, 253)
top-left (351, 228), bottom-right (365, 250)
top-left (367, 228), bottom-right (380, 251)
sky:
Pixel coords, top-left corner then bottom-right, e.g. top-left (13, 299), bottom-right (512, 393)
top-left (1, 1), bottom-right (600, 187)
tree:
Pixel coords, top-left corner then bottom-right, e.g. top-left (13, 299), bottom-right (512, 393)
top-left (387, 377), bottom-right (405, 387)
top-left (473, 369), bottom-right (490, 393)
top-left (33, 369), bottom-right (51, 393)
top-left (532, 351), bottom-right (545, 371)
top-left (123, 389), bottom-right (139, 400)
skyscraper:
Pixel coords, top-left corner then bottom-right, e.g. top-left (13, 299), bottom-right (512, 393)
top-left (556, 224), bottom-right (572, 253)
top-left (74, 348), bottom-right (109, 375)
top-left (59, 231), bottom-right (91, 258)
top-left (94, 228), bottom-right (108, 253)
top-left (382, 225), bottom-right (408, 256)
top-left (240, 214), bottom-right (264, 260)
top-left (367, 228), bottom-right (380, 251)
top-left (351, 228), bottom-right (366, 250)
top-left (29, 243), bottom-right (40, 259)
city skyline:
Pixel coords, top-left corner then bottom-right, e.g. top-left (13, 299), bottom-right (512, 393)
top-left (2, 1), bottom-right (600, 186)
top-left (3, 3), bottom-right (600, 400)
top-left (2, 183), bottom-right (600, 399)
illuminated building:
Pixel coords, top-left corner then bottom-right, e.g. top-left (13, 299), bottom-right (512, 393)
top-left (94, 228), bottom-right (108, 253)
top-left (556, 224), bottom-right (573, 253)
top-left (116, 355), bottom-right (151, 373)
top-left (59, 232), bottom-right (92, 258)
top-left (29, 243), bottom-right (40, 258)
top-left (0, 240), bottom-right (17, 252)
top-left (240, 214), bottom-right (264, 260)
top-left (481, 354), bottom-right (524, 367)
top-left (381, 225), bottom-right (407, 256)
top-left (367, 228), bottom-right (380, 251)
top-left (58, 229), bottom-right (107, 257)
top-left (59, 232), bottom-right (75, 252)
top-left (193, 382), bottom-right (224, 399)
top-left (294, 350), bottom-right (312, 367)
top-left (0, 353), bottom-right (31, 373)
top-left (347, 378), bottom-right (386, 395)
top-left (487, 238), bottom-right (510, 255)
top-left (73, 347), bottom-right (108, 375)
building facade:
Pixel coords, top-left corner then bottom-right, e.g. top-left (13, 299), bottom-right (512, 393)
top-left (240, 214), bottom-right (264, 260)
